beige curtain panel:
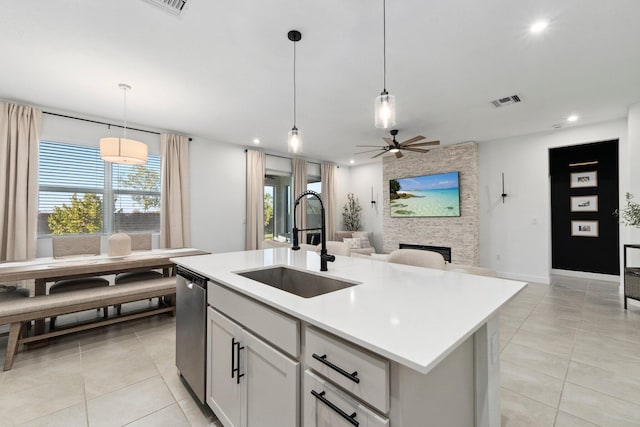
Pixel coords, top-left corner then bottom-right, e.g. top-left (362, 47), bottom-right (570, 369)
top-left (245, 150), bottom-right (266, 250)
top-left (0, 102), bottom-right (42, 262)
top-left (292, 158), bottom-right (308, 244)
top-left (160, 133), bottom-right (191, 248)
top-left (321, 162), bottom-right (337, 241)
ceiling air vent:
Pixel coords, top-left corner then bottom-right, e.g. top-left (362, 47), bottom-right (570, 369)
top-left (491, 94), bottom-right (522, 108)
top-left (142, 0), bottom-right (188, 16)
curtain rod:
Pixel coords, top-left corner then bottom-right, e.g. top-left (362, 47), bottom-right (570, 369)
top-left (43, 111), bottom-right (192, 141)
top-left (245, 149), bottom-right (331, 167)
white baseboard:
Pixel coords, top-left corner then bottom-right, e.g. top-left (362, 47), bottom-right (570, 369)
top-left (497, 271), bottom-right (551, 285)
top-left (550, 269), bottom-right (620, 283)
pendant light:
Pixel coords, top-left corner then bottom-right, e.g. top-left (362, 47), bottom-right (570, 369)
top-left (100, 83), bottom-right (148, 165)
top-left (375, 0), bottom-right (396, 128)
top-left (287, 30), bottom-right (302, 154)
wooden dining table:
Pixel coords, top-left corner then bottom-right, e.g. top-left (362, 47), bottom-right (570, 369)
top-left (0, 247), bottom-right (208, 338)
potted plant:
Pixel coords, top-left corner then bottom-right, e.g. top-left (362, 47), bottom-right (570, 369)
top-left (342, 193), bottom-right (362, 231)
top-left (616, 193), bottom-right (640, 227)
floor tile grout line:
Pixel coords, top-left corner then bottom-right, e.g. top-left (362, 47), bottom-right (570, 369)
top-left (499, 283), bottom-right (551, 354)
top-left (552, 281), bottom-right (584, 426)
top-left (121, 401), bottom-right (177, 426)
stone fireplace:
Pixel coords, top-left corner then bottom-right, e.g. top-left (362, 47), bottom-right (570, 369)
top-left (382, 142), bottom-right (479, 265)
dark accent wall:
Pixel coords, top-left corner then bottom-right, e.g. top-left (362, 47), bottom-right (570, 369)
top-left (549, 140), bottom-right (619, 275)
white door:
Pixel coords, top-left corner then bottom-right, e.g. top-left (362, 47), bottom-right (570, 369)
top-left (242, 329), bottom-right (299, 427)
top-left (207, 308), bottom-right (243, 427)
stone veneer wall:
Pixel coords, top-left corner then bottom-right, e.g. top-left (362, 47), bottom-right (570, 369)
top-left (382, 142), bottom-right (479, 265)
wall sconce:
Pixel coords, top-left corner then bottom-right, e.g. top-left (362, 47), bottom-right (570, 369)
top-left (501, 172), bottom-right (508, 203)
top-left (371, 187), bottom-right (378, 207)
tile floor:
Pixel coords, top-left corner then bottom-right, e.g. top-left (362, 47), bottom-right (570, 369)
top-left (0, 276), bottom-right (639, 426)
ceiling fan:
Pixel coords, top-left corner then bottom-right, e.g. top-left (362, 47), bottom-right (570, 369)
top-left (355, 129), bottom-right (440, 159)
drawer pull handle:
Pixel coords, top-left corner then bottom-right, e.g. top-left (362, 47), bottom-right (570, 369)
top-left (312, 353), bottom-right (360, 383)
top-left (311, 389), bottom-right (359, 427)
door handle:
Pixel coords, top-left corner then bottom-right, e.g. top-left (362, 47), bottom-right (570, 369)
top-left (231, 337), bottom-right (245, 384)
top-left (235, 339), bottom-right (245, 385)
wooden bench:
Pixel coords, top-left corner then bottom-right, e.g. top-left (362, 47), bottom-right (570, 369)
top-left (0, 277), bottom-right (177, 371)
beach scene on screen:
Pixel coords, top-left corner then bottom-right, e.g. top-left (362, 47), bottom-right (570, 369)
top-left (390, 172), bottom-right (460, 217)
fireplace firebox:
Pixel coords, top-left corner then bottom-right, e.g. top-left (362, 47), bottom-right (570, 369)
top-left (399, 243), bottom-right (451, 263)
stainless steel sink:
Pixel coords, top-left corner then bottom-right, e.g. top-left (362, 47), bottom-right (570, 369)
top-left (235, 266), bottom-right (359, 298)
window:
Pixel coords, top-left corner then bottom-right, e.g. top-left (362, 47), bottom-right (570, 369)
top-left (264, 175), bottom-right (291, 241)
top-left (263, 174), bottom-right (322, 243)
top-left (38, 141), bottom-right (161, 236)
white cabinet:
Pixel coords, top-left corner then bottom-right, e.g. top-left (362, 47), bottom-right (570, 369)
top-left (305, 326), bottom-right (389, 412)
top-left (207, 307), bottom-right (242, 427)
top-left (207, 307), bottom-right (299, 427)
top-left (304, 370), bottom-right (389, 427)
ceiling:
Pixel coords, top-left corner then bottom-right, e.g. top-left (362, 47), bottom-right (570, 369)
top-left (2, 0), bottom-right (640, 164)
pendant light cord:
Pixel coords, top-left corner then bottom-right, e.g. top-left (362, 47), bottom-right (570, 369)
top-left (293, 39), bottom-right (297, 128)
top-left (122, 86), bottom-right (128, 140)
top-left (383, 0), bottom-right (387, 92)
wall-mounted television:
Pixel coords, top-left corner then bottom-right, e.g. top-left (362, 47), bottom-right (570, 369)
top-left (390, 171), bottom-right (460, 217)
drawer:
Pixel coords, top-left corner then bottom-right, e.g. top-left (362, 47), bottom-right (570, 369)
top-left (304, 370), bottom-right (389, 427)
top-left (208, 281), bottom-right (299, 358)
top-left (305, 326), bottom-right (389, 413)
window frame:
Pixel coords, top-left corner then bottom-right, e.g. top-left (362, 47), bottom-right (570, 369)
top-left (37, 140), bottom-right (161, 237)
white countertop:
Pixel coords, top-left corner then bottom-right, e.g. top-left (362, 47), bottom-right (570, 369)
top-left (172, 248), bottom-right (526, 374)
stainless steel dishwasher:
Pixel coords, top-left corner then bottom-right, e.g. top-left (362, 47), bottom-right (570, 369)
top-left (175, 266), bottom-right (208, 403)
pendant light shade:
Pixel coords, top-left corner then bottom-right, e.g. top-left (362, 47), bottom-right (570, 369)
top-left (375, 0), bottom-right (396, 129)
top-left (99, 137), bottom-right (148, 165)
top-left (375, 90), bottom-right (396, 129)
top-left (100, 83), bottom-right (148, 165)
top-left (288, 126), bottom-right (302, 154)
top-left (287, 30), bottom-right (303, 154)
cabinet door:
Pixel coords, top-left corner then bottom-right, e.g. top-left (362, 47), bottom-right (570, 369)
top-left (207, 308), bottom-right (243, 427)
top-left (241, 329), bottom-right (299, 427)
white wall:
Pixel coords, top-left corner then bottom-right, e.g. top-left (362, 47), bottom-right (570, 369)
top-left (344, 162), bottom-right (384, 253)
top-left (478, 119), bottom-right (629, 283)
top-left (189, 139), bottom-right (246, 254)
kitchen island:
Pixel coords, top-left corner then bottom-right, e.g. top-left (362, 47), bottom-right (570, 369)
top-left (173, 248), bottom-right (526, 427)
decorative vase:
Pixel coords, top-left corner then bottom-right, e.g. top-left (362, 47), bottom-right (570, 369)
top-left (108, 232), bottom-right (131, 257)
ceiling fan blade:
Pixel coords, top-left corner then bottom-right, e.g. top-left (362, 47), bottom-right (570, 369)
top-left (371, 151), bottom-right (387, 159)
top-left (402, 147), bottom-right (431, 153)
top-left (354, 149), bottom-right (383, 155)
top-left (406, 140), bottom-right (440, 147)
top-left (356, 145), bottom-right (385, 147)
top-left (383, 137), bottom-right (395, 147)
top-left (395, 151), bottom-right (404, 159)
top-left (399, 135), bottom-right (425, 146)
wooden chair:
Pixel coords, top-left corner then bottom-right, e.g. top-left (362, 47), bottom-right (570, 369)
top-left (114, 233), bottom-right (163, 314)
top-left (49, 235), bottom-right (110, 329)
top-left (386, 249), bottom-right (446, 270)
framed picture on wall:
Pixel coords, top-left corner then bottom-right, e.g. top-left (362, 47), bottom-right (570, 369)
top-left (570, 171), bottom-right (598, 188)
top-left (571, 220), bottom-right (599, 237)
top-left (570, 195), bottom-right (598, 212)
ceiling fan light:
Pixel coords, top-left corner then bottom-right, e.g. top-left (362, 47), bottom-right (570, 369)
top-left (288, 127), bottom-right (302, 154)
top-left (100, 137), bottom-right (148, 165)
top-left (375, 92), bottom-right (396, 129)
top-left (389, 147), bottom-right (400, 153)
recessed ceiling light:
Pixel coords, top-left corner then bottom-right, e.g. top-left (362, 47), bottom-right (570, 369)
top-left (349, 159), bottom-right (355, 164)
top-left (253, 138), bottom-right (260, 144)
top-left (567, 115), bottom-right (579, 122)
top-left (530, 20), bottom-right (549, 34)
